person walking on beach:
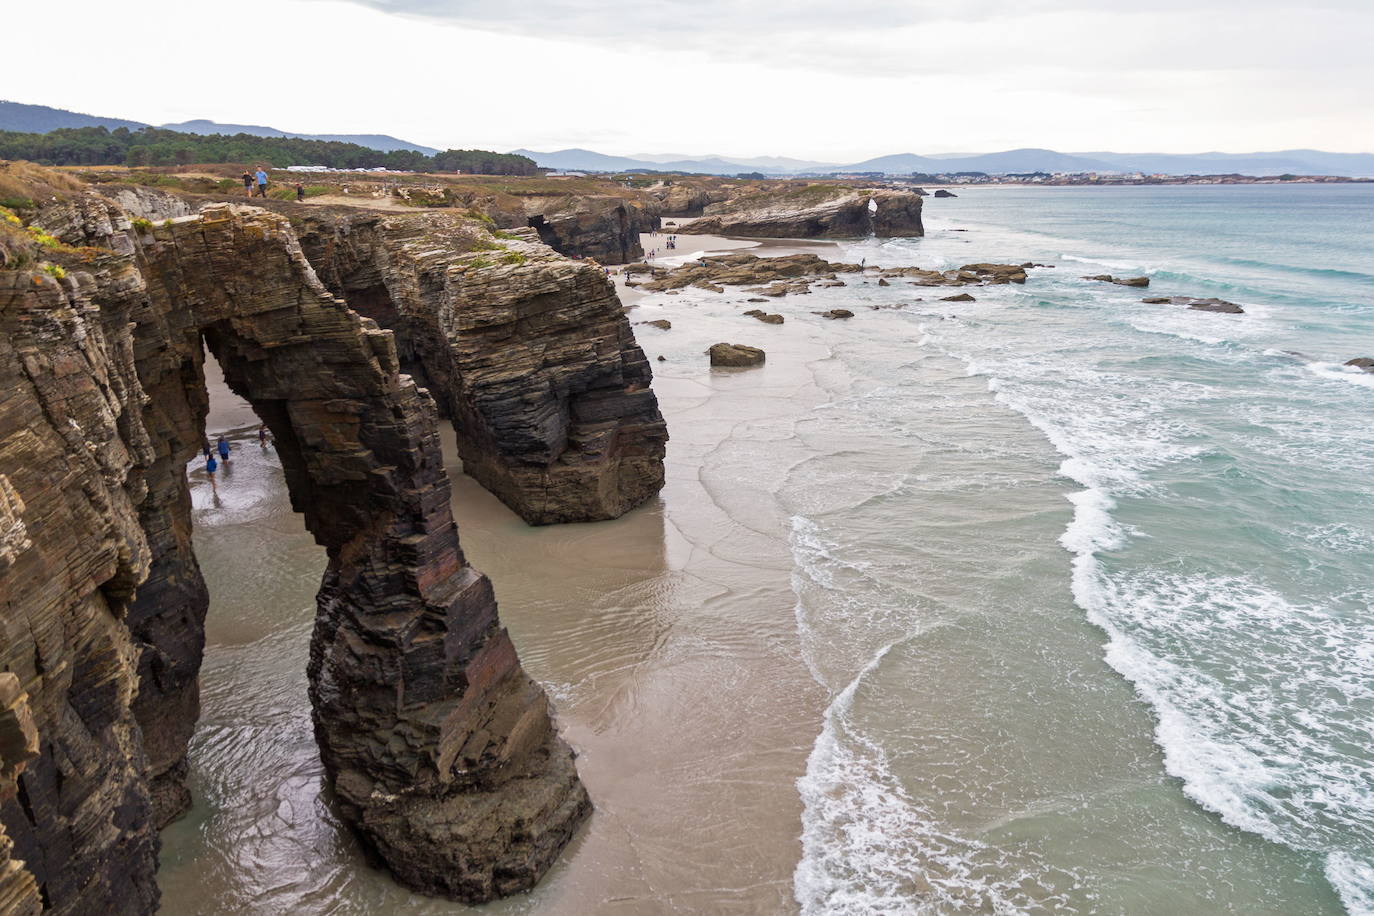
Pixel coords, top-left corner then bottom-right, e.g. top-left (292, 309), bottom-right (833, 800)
top-left (216, 435), bottom-right (231, 462)
top-left (241, 171), bottom-right (253, 198)
top-left (295, 182), bottom-right (305, 202)
top-left (258, 424), bottom-right (269, 446)
top-left (254, 166), bottom-right (269, 198)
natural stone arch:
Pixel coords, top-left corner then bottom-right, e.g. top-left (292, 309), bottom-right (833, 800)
top-left (133, 205), bottom-right (590, 902)
top-left (0, 198), bottom-right (588, 911)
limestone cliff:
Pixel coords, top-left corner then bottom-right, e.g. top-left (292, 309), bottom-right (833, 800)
top-left (0, 181), bottom-right (600, 910)
top-left (680, 187), bottom-right (924, 239)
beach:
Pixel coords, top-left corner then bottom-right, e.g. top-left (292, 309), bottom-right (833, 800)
top-left (159, 184), bottom-right (1374, 914)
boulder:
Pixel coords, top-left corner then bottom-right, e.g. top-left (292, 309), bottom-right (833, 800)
top-left (933, 189), bottom-right (957, 198)
top-left (941, 293), bottom-right (976, 302)
top-left (819, 309), bottom-right (854, 319)
top-left (1343, 357), bottom-right (1374, 372)
top-left (645, 319), bottom-right (672, 329)
top-left (709, 343), bottom-right (766, 367)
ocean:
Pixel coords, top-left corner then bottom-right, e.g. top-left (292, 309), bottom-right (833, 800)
top-left (160, 184), bottom-right (1374, 914)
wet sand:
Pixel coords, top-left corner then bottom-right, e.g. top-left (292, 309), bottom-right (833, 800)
top-left (160, 339), bottom-right (830, 913)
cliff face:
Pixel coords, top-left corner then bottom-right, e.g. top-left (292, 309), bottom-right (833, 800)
top-left (523, 195), bottom-right (660, 264)
top-left (680, 188), bottom-right (924, 239)
top-left (294, 210), bottom-right (668, 525)
top-left (0, 188), bottom-right (599, 910)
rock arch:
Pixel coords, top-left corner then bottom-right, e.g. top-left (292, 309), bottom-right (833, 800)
top-left (0, 201), bottom-right (589, 911)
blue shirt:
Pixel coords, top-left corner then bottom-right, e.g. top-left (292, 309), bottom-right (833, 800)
top-left (255, 170), bottom-right (268, 185)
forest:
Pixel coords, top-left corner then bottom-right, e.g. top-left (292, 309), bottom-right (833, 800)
top-left (0, 126), bottom-right (539, 175)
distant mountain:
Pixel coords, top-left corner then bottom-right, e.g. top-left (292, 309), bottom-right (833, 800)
top-left (0, 100), bottom-right (147, 133)
top-left (835, 152), bottom-right (948, 174)
top-left (512, 147), bottom-right (804, 174)
top-left (160, 119), bottom-right (438, 155)
top-left (0, 102), bottom-right (438, 156)
top-left (1075, 150), bottom-right (1374, 177)
top-left (631, 152), bottom-right (841, 172)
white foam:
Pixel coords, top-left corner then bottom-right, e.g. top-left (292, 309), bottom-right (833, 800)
top-left (1306, 361), bottom-right (1374, 389)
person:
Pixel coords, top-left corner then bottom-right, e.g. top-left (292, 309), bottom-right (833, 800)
top-left (241, 171), bottom-right (253, 198)
top-left (216, 435), bottom-right (230, 461)
top-left (258, 424), bottom-right (269, 446)
top-left (206, 455), bottom-right (218, 475)
top-left (295, 182), bottom-right (305, 202)
top-left (201, 439), bottom-right (213, 460)
top-left (254, 166), bottom-right (269, 198)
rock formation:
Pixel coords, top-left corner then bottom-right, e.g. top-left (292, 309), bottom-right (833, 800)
top-left (1141, 296), bottom-right (1244, 314)
top-left (291, 209), bottom-right (667, 525)
top-left (1344, 357), bottom-right (1373, 372)
top-left (1, 179), bottom-right (602, 911)
top-left (629, 253), bottom-right (1032, 297)
top-left (708, 343), bottom-right (765, 367)
top-left (933, 189), bottom-right (957, 198)
top-left (1085, 274), bottom-right (1150, 288)
top-left (680, 188), bottom-right (923, 239)
top-left (523, 195), bottom-right (660, 264)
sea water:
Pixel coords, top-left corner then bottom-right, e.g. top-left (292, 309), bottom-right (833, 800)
top-left (162, 185), bottom-right (1374, 914)
top-left (789, 185), bottom-right (1374, 913)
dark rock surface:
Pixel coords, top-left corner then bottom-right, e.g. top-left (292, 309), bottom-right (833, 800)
top-left (1141, 296), bottom-right (1244, 314)
top-left (0, 185), bottom-right (597, 911)
top-left (1085, 274), bottom-right (1150, 288)
top-left (933, 189), bottom-right (957, 198)
top-left (524, 195), bottom-right (660, 264)
top-left (708, 343), bottom-right (766, 367)
top-left (1345, 357), bottom-right (1374, 372)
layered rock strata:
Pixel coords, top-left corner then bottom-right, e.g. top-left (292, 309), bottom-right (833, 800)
top-left (1, 192), bottom-right (592, 911)
top-left (680, 188), bottom-right (923, 238)
top-left (292, 209), bottom-right (668, 525)
top-left (523, 195), bottom-right (660, 264)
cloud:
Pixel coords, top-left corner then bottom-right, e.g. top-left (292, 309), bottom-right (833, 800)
top-left (325, 0), bottom-right (1374, 81)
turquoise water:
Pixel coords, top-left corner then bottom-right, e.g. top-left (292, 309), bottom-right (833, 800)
top-left (788, 185), bottom-right (1374, 912)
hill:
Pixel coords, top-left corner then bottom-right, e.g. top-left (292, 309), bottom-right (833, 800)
top-left (0, 100), bottom-right (147, 133)
top-left (161, 119), bottom-right (438, 155)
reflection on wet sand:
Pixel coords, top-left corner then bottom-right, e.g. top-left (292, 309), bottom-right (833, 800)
top-left (159, 353), bottom-right (824, 914)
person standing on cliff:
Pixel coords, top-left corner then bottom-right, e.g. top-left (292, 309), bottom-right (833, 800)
top-left (295, 182), bottom-right (305, 201)
top-left (241, 171), bottom-right (253, 198)
top-left (254, 166), bottom-right (269, 198)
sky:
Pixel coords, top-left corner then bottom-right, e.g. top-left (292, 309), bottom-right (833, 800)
top-left (6, 0), bottom-right (1372, 160)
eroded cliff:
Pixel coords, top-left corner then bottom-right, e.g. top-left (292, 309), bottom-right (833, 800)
top-left (0, 172), bottom-right (634, 910)
top-left (680, 187), bottom-right (924, 238)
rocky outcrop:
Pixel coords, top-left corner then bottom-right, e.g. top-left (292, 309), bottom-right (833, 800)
top-left (680, 188), bottom-right (923, 239)
top-left (1141, 296), bottom-right (1244, 314)
top-left (292, 209), bottom-right (668, 526)
top-left (651, 183), bottom-right (736, 218)
top-left (1344, 357), bottom-right (1373, 372)
top-left (1, 188), bottom-right (592, 911)
top-left (630, 253), bottom-right (1031, 297)
top-left (933, 189), bottom-right (957, 198)
top-left (709, 343), bottom-right (765, 367)
top-left (632, 253), bottom-right (860, 293)
top-left (524, 195), bottom-right (660, 264)
top-left (1085, 274), bottom-right (1150, 288)
top-left (743, 310), bottom-right (784, 324)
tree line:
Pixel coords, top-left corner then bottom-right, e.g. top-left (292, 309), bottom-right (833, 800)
top-left (0, 126), bottom-right (540, 175)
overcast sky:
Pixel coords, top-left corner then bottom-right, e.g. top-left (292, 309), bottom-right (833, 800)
top-left (7, 0), bottom-right (1371, 160)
